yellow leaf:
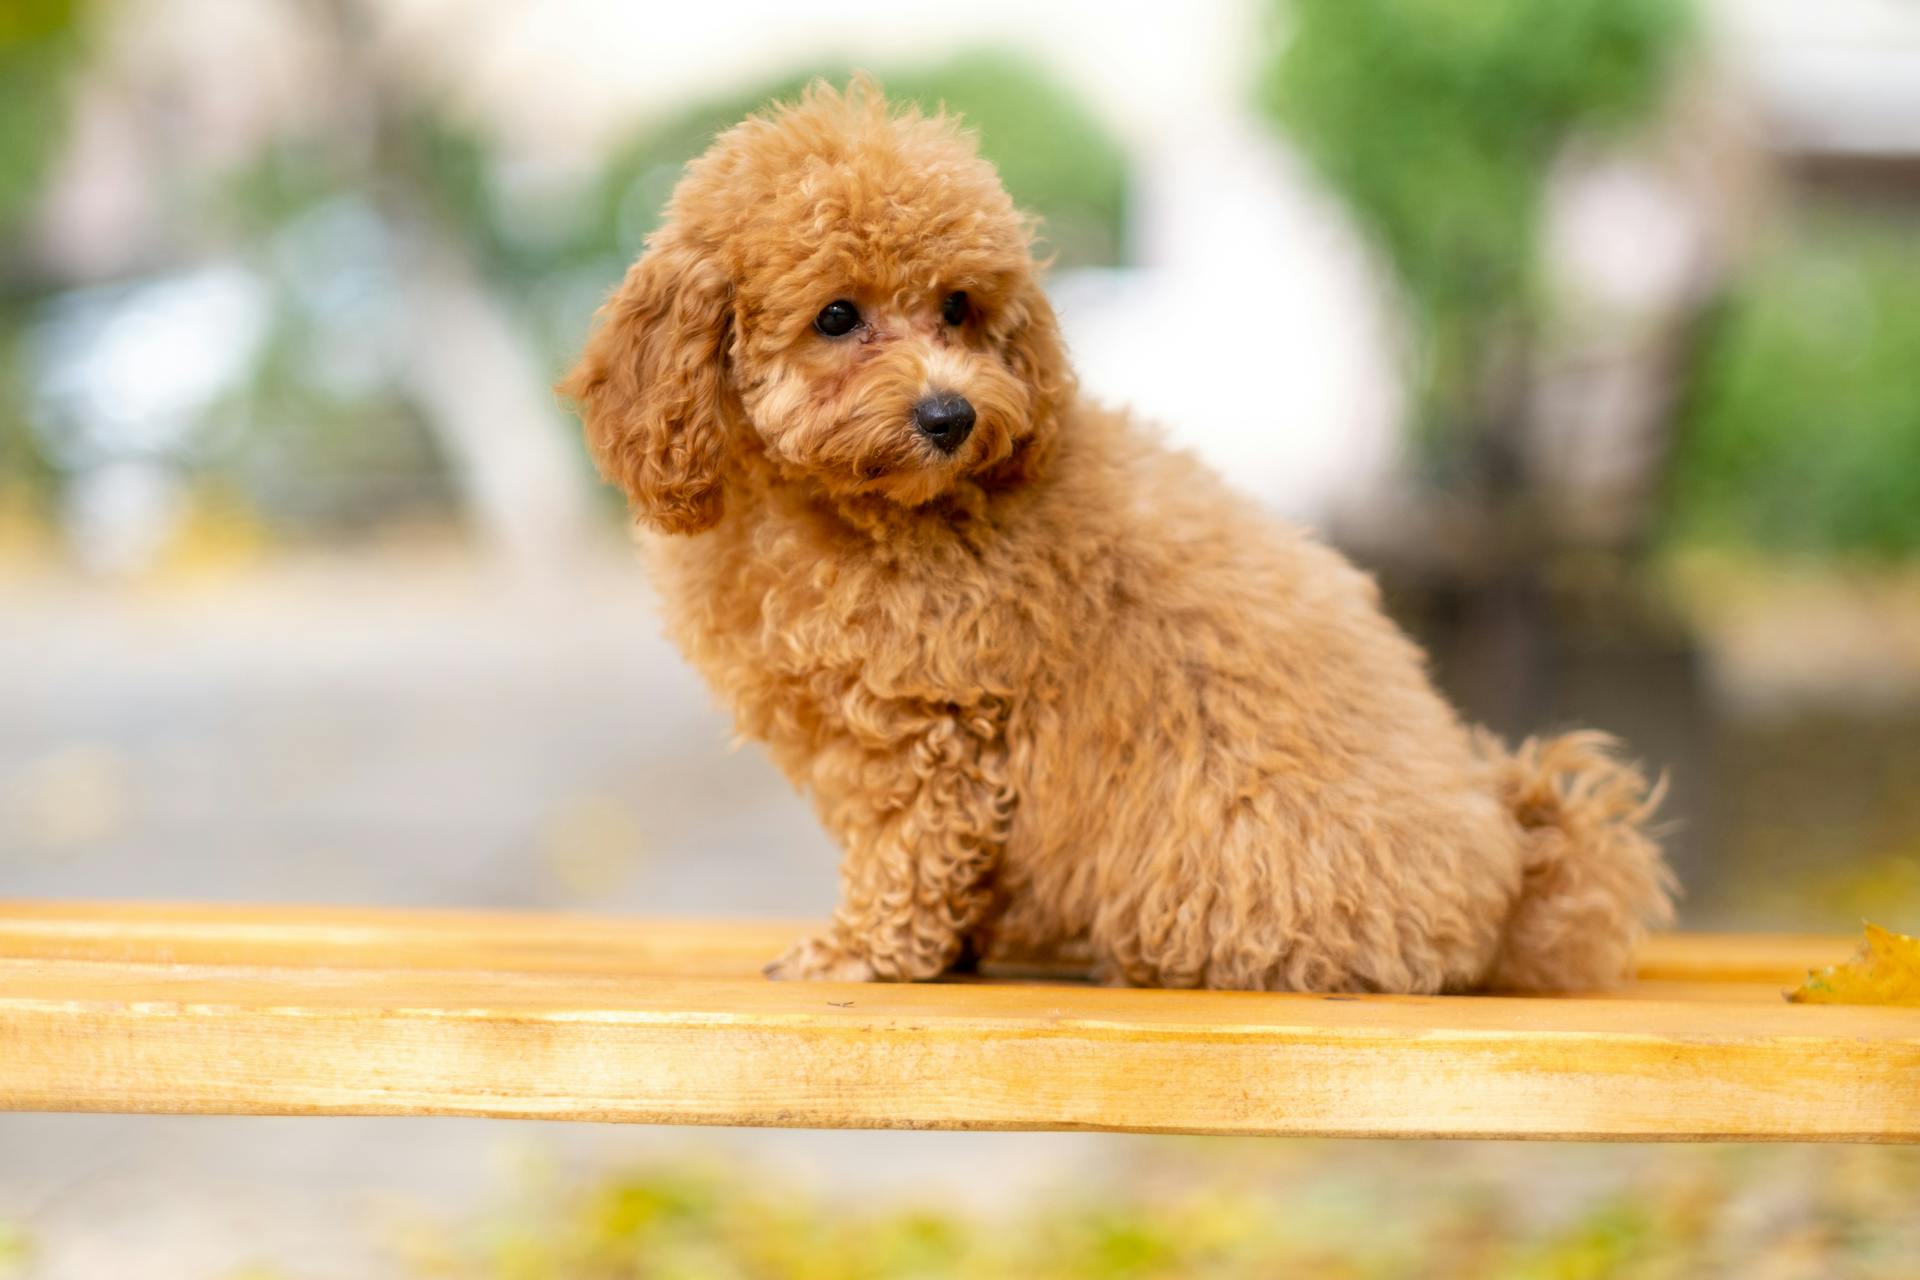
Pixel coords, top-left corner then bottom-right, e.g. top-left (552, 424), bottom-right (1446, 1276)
top-left (1788, 923), bottom-right (1920, 1007)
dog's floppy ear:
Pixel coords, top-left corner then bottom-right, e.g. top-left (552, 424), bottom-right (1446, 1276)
top-left (985, 278), bottom-right (1074, 488)
top-left (560, 234), bottom-right (736, 535)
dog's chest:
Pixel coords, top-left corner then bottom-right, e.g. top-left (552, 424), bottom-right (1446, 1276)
top-left (648, 520), bottom-right (1019, 755)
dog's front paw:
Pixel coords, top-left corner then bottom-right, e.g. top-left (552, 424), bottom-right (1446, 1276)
top-left (763, 934), bottom-right (876, 982)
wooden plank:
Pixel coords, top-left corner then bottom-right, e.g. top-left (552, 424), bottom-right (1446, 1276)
top-left (0, 900), bottom-right (797, 978)
top-left (1, 902), bottom-right (1913, 1141)
top-left (0, 900), bottom-right (1846, 984)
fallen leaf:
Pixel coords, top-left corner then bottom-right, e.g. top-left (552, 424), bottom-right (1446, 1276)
top-left (1788, 923), bottom-right (1920, 1006)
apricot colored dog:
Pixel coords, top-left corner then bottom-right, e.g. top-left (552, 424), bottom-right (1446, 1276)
top-left (561, 81), bottom-right (1674, 992)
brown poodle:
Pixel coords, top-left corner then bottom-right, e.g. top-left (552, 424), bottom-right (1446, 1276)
top-left (561, 79), bottom-right (1674, 992)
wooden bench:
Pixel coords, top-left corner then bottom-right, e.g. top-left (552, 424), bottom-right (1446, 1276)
top-left (2, 901), bottom-right (1914, 1142)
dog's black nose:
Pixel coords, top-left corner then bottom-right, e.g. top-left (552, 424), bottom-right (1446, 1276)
top-left (912, 394), bottom-right (975, 452)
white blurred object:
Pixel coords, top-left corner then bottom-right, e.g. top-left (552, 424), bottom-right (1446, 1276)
top-left (1546, 156), bottom-right (1708, 317)
top-left (31, 267), bottom-right (268, 468)
top-left (396, 231), bottom-right (601, 573)
top-left (29, 268), bottom-right (270, 576)
top-left (63, 459), bottom-right (186, 576)
top-left (1532, 151), bottom-right (1712, 541)
top-left (1712, 0), bottom-right (1920, 155)
top-left (1055, 119), bottom-right (1402, 525)
top-left (1529, 70), bottom-right (1768, 549)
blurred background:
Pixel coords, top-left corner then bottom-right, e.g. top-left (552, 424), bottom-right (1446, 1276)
top-left (3, 0), bottom-right (1919, 1275)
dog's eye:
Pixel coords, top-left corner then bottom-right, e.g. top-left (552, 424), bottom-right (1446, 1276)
top-left (814, 300), bottom-right (861, 338)
top-left (941, 291), bottom-right (970, 326)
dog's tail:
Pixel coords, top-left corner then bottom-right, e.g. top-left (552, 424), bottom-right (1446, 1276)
top-left (1474, 729), bottom-right (1676, 991)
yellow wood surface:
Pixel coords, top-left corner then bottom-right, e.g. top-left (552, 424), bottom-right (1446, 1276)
top-left (2, 901), bottom-right (1914, 1141)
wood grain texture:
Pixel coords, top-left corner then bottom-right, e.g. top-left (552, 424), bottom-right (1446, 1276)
top-left (2, 901), bottom-right (1914, 1141)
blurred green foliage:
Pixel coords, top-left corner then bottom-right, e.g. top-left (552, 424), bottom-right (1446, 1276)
top-left (1260, 0), bottom-right (1690, 466)
top-left (0, 311), bottom-right (56, 501)
top-left (402, 1146), bottom-right (1920, 1280)
top-left (0, 0), bottom-right (82, 508)
top-left (1667, 217), bottom-right (1920, 556)
top-left (0, 0), bottom-right (82, 248)
top-left (1260, 0), bottom-right (1920, 562)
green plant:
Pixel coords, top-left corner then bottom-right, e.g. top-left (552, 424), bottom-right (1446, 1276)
top-left (398, 1145), bottom-right (1920, 1280)
top-left (0, 0), bottom-right (84, 505)
top-left (1666, 216), bottom-right (1920, 556)
top-left (0, 0), bottom-right (84, 248)
top-left (1260, 0), bottom-right (1690, 472)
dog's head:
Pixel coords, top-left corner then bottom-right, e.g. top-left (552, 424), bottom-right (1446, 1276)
top-left (560, 78), bottom-right (1072, 534)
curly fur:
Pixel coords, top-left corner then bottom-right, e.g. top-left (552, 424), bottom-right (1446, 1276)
top-left (560, 79), bottom-right (1676, 992)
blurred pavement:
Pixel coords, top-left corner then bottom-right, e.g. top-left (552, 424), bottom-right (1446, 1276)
top-left (0, 549), bottom-right (1115, 1279)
